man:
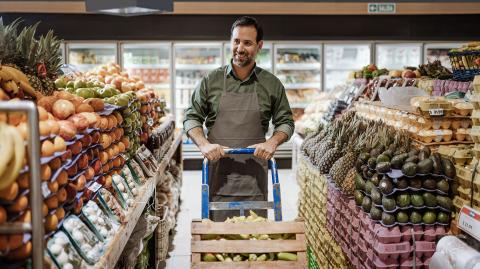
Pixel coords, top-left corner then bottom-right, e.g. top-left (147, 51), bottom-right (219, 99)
top-left (183, 16), bottom-right (294, 221)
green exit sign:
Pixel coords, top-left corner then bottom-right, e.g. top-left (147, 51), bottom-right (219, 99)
top-left (368, 3), bottom-right (396, 14)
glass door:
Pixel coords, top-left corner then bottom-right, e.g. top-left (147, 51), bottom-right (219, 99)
top-left (375, 43), bottom-right (422, 70)
top-left (224, 42), bottom-right (273, 71)
top-left (324, 43), bottom-right (371, 91)
top-left (174, 43), bottom-right (222, 128)
top-left (274, 44), bottom-right (321, 121)
top-left (67, 42), bottom-right (117, 72)
top-left (424, 43), bottom-right (466, 69)
top-left (121, 42), bottom-right (172, 108)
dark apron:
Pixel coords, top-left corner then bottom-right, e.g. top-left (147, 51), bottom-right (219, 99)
top-left (207, 66), bottom-right (268, 221)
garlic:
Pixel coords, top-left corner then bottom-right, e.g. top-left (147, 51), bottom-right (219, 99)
top-left (72, 230), bottom-right (84, 242)
top-left (63, 263), bottom-right (74, 269)
top-left (56, 251), bottom-right (69, 265)
top-left (118, 184), bottom-right (125, 192)
top-left (98, 217), bottom-right (105, 226)
top-left (50, 244), bottom-right (62, 255)
top-left (128, 182), bottom-right (135, 189)
top-left (55, 236), bottom-right (67, 247)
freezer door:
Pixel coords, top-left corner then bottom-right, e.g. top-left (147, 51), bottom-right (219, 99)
top-left (121, 42), bottom-right (172, 108)
top-left (424, 42), bottom-right (466, 69)
top-left (174, 43), bottom-right (222, 129)
top-left (324, 44), bottom-right (371, 91)
top-left (67, 42), bottom-right (117, 72)
top-left (375, 43), bottom-right (422, 70)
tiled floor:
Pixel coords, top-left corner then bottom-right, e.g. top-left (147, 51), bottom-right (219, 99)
top-left (162, 169), bottom-right (299, 268)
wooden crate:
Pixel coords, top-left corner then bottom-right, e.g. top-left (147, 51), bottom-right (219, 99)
top-left (191, 220), bottom-right (307, 269)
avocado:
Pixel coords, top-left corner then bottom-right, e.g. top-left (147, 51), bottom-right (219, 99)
top-left (371, 187), bottom-right (382, 205)
top-left (382, 196), bottom-right (396, 211)
top-left (410, 211), bottom-right (422, 224)
top-left (382, 150), bottom-right (393, 159)
top-left (376, 162), bottom-right (391, 174)
top-left (359, 153), bottom-right (371, 164)
top-left (396, 194), bottom-right (411, 207)
top-left (362, 196), bottom-right (372, 213)
top-left (437, 179), bottom-right (450, 193)
top-left (422, 178), bottom-right (437, 190)
top-left (410, 178), bottom-right (422, 189)
top-left (382, 212), bottom-right (396, 225)
top-left (431, 153), bottom-right (443, 175)
top-left (417, 159), bottom-right (434, 174)
top-left (66, 81), bottom-right (75, 89)
top-left (396, 178), bottom-right (409, 189)
top-left (402, 162), bottom-right (417, 177)
top-left (356, 159), bottom-right (365, 172)
top-left (423, 192), bottom-right (437, 207)
top-left (396, 211), bottom-right (409, 223)
top-left (370, 206), bottom-right (383, 220)
top-left (436, 195), bottom-right (453, 210)
top-left (441, 158), bottom-right (456, 179)
top-left (437, 212), bottom-right (450, 224)
top-left (370, 146), bottom-right (385, 158)
top-left (365, 181), bottom-right (375, 195)
top-left (371, 173), bottom-right (380, 186)
top-left (423, 211), bottom-right (437, 224)
top-left (355, 173), bottom-right (366, 191)
top-left (411, 194), bottom-right (425, 207)
top-left (418, 147), bottom-right (431, 161)
top-left (391, 155), bottom-right (405, 170)
top-left (405, 156), bottom-right (419, 164)
top-left (368, 158), bottom-right (377, 170)
top-left (379, 178), bottom-right (394, 194)
top-left (354, 190), bottom-right (365, 206)
top-left (408, 149), bottom-right (419, 157)
top-left (74, 79), bottom-right (87, 89)
top-left (363, 169), bottom-right (374, 179)
top-left (377, 154), bottom-right (391, 164)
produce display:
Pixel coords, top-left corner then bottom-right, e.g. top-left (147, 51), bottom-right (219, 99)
top-left (0, 19), bottom-right (178, 269)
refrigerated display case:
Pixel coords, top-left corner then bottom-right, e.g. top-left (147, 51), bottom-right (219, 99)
top-left (375, 43), bottom-right (422, 70)
top-left (121, 42), bottom-right (172, 108)
top-left (324, 44), bottom-right (371, 91)
top-left (424, 42), bottom-right (466, 69)
top-left (174, 43), bottom-right (222, 128)
top-left (224, 42), bottom-right (273, 71)
top-left (66, 42), bottom-right (117, 72)
top-left (274, 44), bottom-right (321, 121)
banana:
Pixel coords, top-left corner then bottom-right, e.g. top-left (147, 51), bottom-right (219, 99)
top-left (18, 81), bottom-right (42, 100)
top-left (1, 80), bottom-right (19, 95)
top-left (0, 66), bottom-right (28, 85)
top-left (0, 123), bottom-right (14, 180)
top-left (0, 125), bottom-right (25, 190)
top-left (0, 69), bottom-right (14, 82)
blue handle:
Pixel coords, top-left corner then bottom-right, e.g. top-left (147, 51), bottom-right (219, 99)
top-left (224, 148), bottom-right (255, 154)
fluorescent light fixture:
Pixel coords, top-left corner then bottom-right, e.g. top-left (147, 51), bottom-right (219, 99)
top-left (86, 0), bottom-right (173, 16)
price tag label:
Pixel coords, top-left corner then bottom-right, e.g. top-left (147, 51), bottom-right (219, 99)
top-left (458, 206), bottom-right (480, 241)
top-left (429, 109), bottom-right (444, 116)
top-left (41, 182), bottom-right (51, 198)
top-left (88, 182), bottom-right (102, 193)
top-left (121, 153), bottom-right (129, 161)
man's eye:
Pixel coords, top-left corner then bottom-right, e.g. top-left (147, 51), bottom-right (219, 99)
top-left (234, 40), bottom-right (240, 44)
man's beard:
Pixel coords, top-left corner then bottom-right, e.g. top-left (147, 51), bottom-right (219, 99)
top-left (233, 51), bottom-right (253, 67)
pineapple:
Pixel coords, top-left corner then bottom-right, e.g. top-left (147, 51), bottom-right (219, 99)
top-left (318, 129), bottom-right (345, 174)
top-left (341, 167), bottom-right (357, 196)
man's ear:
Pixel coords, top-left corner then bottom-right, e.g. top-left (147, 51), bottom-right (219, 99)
top-left (258, 40), bottom-right (264, 51)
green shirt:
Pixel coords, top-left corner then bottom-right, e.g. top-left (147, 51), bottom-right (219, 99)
top-left (183, 62), bottom-right (294, 140)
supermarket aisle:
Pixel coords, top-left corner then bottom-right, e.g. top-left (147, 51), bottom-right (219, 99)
top-left (163, 169), bottom-right (299, 268)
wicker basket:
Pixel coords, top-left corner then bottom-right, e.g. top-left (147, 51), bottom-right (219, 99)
top-left (155, 205), bottom-right (170, 261)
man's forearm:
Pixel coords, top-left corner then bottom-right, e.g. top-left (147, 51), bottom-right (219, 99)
top-left (267, 131), bottom-right (288, 148)
top-left (188, 127), bottom-right (210, 147)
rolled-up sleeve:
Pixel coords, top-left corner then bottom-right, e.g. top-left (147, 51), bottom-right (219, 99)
top-left (183, 77), bottom-right (208, 134)
top-left (272, 84), bottom-right (295, 140)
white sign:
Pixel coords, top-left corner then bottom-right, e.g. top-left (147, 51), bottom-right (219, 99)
top-left (429, 108), bottom-right (444, 116)
top-left (458, 206), bottom-right (480, 242)
top-left (88, 182), bottom-right (102, 193)
top-left (368, 3), bottom-right (396, 14)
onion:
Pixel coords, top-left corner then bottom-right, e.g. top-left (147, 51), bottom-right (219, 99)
top-left (37, 107), bottom-right (48, 121)
top-left (53, 136), bottom-right (66, 152)
top-left (40, 164), bottom-right (52, 181)
top-left (68, 114), bottom-right (88, 131)
top-left (37, 96), bottom-right (58, 113)
top-left (46, 120), bottom-right (60, 135)
top-left (78, 112), bottom-right (98, 127)
top-left (41, 140), bottom-right (55, 157)
top-left (58, 120), bottom-right (77, 141)
top-left (52, 100), bottom-right (75, 120)
top-left (75, 103), bottom-right (94, 113)
top-left (39, 121), bottom-right (50, 137)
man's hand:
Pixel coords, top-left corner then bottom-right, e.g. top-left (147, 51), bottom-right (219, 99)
top-left (199, 143), bottom-right (225, 161)
top-left (251, 141), bottom-right (277, 160)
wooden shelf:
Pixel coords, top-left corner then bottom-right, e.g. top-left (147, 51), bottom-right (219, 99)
top-left (93, 131), bottom-right (182, 269)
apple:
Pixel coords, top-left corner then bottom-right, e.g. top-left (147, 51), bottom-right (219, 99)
top-left (367, 64), bottom-right (377, 72)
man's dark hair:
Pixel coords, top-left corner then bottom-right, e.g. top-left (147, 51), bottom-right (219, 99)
top-left (231, 16), bottom-right (263, 43)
